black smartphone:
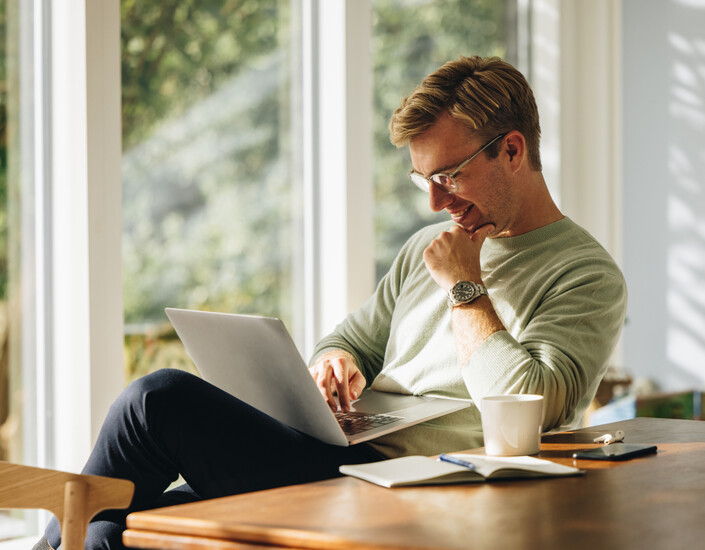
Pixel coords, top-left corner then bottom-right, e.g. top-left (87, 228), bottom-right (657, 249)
top-left (572, 443), bottom-right (657, 461)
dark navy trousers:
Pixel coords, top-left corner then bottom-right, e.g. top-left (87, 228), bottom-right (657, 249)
top-left (44, 368), bottom-right (384, 550)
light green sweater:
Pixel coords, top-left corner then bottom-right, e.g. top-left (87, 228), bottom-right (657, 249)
top-left (312, 217), bottom-right (627, 458)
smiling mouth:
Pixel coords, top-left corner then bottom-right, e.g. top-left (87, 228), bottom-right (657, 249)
top-left (449, 205), bottom-right (472, 221)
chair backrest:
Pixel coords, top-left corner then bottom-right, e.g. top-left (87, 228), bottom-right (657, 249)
top-left (0, 461), bottom-right (134, 550)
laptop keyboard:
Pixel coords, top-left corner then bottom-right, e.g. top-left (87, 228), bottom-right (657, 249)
top-left (334, 411), bottom-right (403, 436)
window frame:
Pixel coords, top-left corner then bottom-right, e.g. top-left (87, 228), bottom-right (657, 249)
top-left (304, 0), bottom-right (375, 356)
top-left (46, 0), bottom-right (123, 472)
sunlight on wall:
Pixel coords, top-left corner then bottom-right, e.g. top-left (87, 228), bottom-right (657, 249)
top-left (623, 0), bottom-right (705, 391)
top-left (666, 7), bottom-right (705, 388)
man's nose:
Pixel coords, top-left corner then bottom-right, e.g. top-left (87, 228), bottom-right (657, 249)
top-left (429, 183), bottom-right (453, 212)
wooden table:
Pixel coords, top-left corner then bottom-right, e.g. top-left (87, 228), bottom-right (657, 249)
top-left (123, 418), bottom-right (705, 550)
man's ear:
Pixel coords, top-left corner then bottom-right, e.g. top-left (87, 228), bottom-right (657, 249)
top-left (504, 131), bottom-right (526, 173)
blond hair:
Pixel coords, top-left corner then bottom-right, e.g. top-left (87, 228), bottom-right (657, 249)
top-left (389, 56), bottom-right (542, 170)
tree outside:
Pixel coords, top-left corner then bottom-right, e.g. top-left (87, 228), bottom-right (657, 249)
top-left (121, 0), bottom-right (299, 381)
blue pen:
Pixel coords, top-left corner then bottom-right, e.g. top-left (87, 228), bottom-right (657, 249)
top-left (438, 453), bottom-right (476, 471)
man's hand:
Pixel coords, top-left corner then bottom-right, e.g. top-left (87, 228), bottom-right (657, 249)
top-left (423, 223), bottom-right (494, 290)
top-left (308, 351), bottom-right (366, 412)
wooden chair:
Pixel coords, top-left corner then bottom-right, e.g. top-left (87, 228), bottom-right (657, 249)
top-left (0, 461), bottom-right (134, 550)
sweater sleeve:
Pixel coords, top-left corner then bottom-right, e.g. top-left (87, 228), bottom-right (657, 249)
top-left (461, 256), bottom-right (628, 430)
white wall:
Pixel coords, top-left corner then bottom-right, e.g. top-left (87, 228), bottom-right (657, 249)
top-left (622, 0), bottom-right (705, 390)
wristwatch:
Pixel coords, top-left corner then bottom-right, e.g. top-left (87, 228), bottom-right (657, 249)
top-left (447, 281), bottom-right (488, 307)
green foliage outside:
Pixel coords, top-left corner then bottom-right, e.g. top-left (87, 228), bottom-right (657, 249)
top-left (121, 0), bottom-right (512, 382)
top-left (121, 0), bottom-right (297, 380)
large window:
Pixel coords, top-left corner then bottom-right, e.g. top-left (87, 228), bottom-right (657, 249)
top-left (371, 0), bottom-right (516, 279)
top-left (121, 1), bottom-right (304, 382)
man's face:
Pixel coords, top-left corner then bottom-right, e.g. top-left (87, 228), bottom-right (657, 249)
top-left (409, 114), bottom-right (522, 237)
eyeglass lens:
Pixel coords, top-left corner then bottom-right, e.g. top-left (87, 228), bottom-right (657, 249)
top-left (409, 172), bottom-right (455, 193)
top-left (430, 174), bottom-right (454, 191)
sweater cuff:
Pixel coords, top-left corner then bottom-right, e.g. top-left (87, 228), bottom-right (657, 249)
top-left (461, 330), bottom-right (531, 400)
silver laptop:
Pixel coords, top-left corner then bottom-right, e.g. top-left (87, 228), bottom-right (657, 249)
top-left (165, 308), bottom-right (471, 446)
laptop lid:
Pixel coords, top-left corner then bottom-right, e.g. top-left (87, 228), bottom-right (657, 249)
top-left (166, 308), bottom-right (350, 445)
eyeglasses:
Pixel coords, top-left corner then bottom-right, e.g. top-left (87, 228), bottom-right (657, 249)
top-left (408, 133), bottom-right (507, 194)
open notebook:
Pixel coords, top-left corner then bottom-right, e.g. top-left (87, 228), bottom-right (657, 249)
top-left (340, 454), bottom-right (584, 487)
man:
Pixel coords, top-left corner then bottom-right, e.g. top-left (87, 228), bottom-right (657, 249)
top-left (37, 56), bottom-right (626, 550)
top-left (309, 55), bottom-right (627, 457)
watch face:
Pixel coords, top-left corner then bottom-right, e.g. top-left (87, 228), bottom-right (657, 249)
top-left (449, 281), bottom-right (487, 306)
top-left (453, 282), bottom-right (478, 302)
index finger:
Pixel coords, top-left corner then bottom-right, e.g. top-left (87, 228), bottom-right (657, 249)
top-left (331, 360), bottom-right (353, 412)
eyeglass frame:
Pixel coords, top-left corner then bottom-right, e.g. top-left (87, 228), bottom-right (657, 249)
top-left (408, 132), bottom-right (508, 194)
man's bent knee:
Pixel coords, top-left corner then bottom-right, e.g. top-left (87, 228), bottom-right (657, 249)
top-left (109, 369), bottom-right (200, 426)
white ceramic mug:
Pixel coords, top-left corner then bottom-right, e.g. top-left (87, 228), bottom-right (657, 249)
top-left (481, 395), bottom-right (544, 456)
